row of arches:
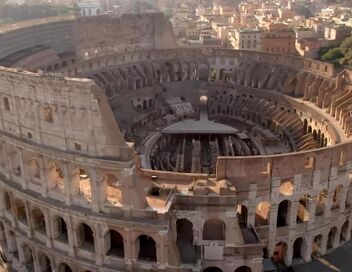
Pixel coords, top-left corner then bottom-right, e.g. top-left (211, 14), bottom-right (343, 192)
top-left (273, 220), bottom-right (351, 265)
top-left (303, 119), bottom-right (328, 147)
top-left (0, 223), bottom-right (87, 272)
top-left (87, 60), bottom-right (209, 98)
top-left (1, 197), bottom-right (158, 263)
top-left (0, 145), bottom-right (123, 209)
top-left (208, 90), bottom-right (321, 152)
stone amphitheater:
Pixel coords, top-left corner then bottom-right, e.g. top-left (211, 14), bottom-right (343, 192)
top-left (0, 12), bottom-right (352, 272)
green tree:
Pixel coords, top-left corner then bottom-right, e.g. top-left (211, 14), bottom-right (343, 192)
top-left (340, 36), bottom-right (352, 56)
top-left (321, 47), bottom-right (344, 61)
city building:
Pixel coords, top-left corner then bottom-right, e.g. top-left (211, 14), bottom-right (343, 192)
top-left (324, 25), bottom-right (352, 45)
top-left (1, 9), bottom-right (352, 272)
top-left (229, 28), bottom-right (263, 51)
top-left (77, 0), bottom-right (101, 16)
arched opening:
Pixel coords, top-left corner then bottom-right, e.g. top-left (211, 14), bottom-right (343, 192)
top-left (289, 78), bottom-right (297, 94)
top-left (74, 169), bottom-right (92, 202)
top-left (77, 223), bottom-right (95, 251)
top-left (135, 78), bottom-right (142, 89)
top-left (21, 243), bottom-right (33, 270)
top-left (308, 126), bottom-right (312, 133)
top-left (38, 253), bottom-right (52, 272)
top-left (327, 227), bottom-right (337, 250)
top-left (332, 185), bottom-right (343, 209)
top-left (14, 199), bottom-right (27, 225)
top-left (272, 241), bottom-right (287, 264)
top-left (313, 129), bottom-right (317, 140)
top-left (148, 98), bottom-right (153, 108)
top-left (279, 179), bottom-right (294, 196)
top-left (234, 266), bottom-right (252, 272)
top-left (198, 63), bottom-right (209, 81)
top-left (316, 190), bottom-right (328, 216)
top-left (31, 208), bottom-right (46, 234)
top-left (312, 234), bottom-right (323, 255)
top-left (340, 220), bottom-right (349, 243)
top-left (255, 202), bottom-right (270, 226)
top-left (47, 161), bottom-right (64, 192)
top-left (26, 157), bottom-right (40, 179)
top-left (303, 119), bottom-right (308, 133)
top-left (52, 216), bottom-right (68, 243)
top-left (136, 235), bottom-right (156, 262)
top-left (7, 230), bottom-right (18, 255)
top-left (3, 191), bottom-right (11, 212)
top-left (0, 224), bottom-right (7, 265)
top-left (0, 221), bottom-right (5, 245)
top-left (277, 200), bottom-right (290, 227)
top-left (106, 230), bottom-right (124, 257)
top-left (177, 219), bottom-right (193, 244)
top-left (203, 219), bottom-right (225, 240)
top-left (9, 150), bottom-right (21, 176)
top-left (321, 133), bottom-right (325, 147)
top-left (58, 263), bottom-right (72, 272)
top-left (210, 67), bottom-right (217, 81)
top-left (0, 144), bottom-right (5, 170)
top-left (237, 205), bottom-right (248, 227)
top-left (203, 267), bottom-right (223, 272)
top-left (156, 69), bottom-right (162, 83)
top-left (293, 237), bottom-right (303, 259)
top-left (297, 195), bottom-right (311, 223)
top-left (105, 174), bottom-right (122, 205)
top-left (219, 69), bottom-right (226, 81)
top-left (176, 219), bottom-right (195, 263)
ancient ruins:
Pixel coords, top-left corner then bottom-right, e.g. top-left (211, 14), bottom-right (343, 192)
top-left (0, 13), bottom-right (351, 272)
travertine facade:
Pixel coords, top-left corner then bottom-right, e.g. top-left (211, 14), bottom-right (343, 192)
top-left (0, 14), bottom-right (351, 272)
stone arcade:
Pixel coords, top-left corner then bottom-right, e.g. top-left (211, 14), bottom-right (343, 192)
top-left (0, 13), bottom-right (351, 272)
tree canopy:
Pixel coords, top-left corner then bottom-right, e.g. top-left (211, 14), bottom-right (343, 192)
top-left (319, 36), bottom-right (352, 66)
top-left (340, 37), bottom-right (352, 57)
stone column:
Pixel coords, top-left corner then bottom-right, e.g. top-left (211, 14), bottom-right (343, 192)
top-left (18, 149), bottom-right (28, 190)
top-left (43, 209), bottom-right (52, 248)
top-left (2, 143), bottom-right (10, 179)
top-left (38, 156), bottom-right (47, 198)
top-left (124, 228), bottom-right (133, 271)
top-left (269, 204), bottom-right (278, 234)
top-left (24, 201), bottom-right (33, 239)
top-left (301, 235), bottom-right (313, 263)
top-left (66, 217), bottom-right (75, 257)
top-left (32, 250), bottom-right (40, 272)
top-left (289, 201), bottom-right (299, 227)
top-left (247, 184), bottom-right (257, 228)
top-left (9, 193), bottom-right (17, 228)
top-left (157, 230), bottom-right (167, 268)
top-left (320, 233), bottom-right (328, 255)
top-left (94, 224), bottom-right (103, 265)
top-left (346, 214), bottom-right (352, 241)
top-left (121, 168), bottom-right (138, 207)
top-left (307, 198), bottom-right (316, 230)
top-left (63, 163), bottom-right (72, 206)
top-left (323, 191), bottom-right (333, 219)
top-left (268, 204), bottom-right (278, 257)
top-left (90, 168), bottom-right (100, 213)
top-left (338, 185), bottom-right (348, 211)
top-left (284, 241), bottom-right (293, 266)
top-left (332, 228), bottom-right (340, 249)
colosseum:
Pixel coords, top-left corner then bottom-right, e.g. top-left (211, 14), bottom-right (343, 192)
top-left (0, 13), bottom-right (351, 272)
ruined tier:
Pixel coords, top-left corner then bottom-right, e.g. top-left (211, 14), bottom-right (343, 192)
top-left (0, 14), bottom-right (351, 272)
